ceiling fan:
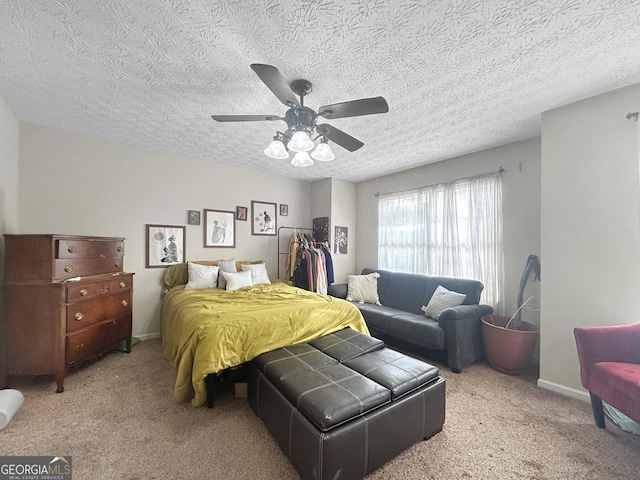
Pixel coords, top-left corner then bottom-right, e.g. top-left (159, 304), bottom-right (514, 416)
top-left (211, 64), bottom-right (389, 167)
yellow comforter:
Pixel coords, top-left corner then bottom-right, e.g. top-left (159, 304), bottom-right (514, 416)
top-left (161, 281), bottom-right (369, 406)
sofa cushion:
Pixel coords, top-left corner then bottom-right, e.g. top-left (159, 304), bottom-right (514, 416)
top-left (280, 363), bottom-right (391, 431)
top-left (389, 312), bottom-right (446, 350)
top-left (381, 271), bottom-right (429, 314)
top-left (356, 304), bottom-right (404, 332)
top-left (344, 348), bottom-right (440, 400)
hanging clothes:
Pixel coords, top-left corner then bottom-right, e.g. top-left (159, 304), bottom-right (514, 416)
top-left (322, 243), bottom-right (335, 285)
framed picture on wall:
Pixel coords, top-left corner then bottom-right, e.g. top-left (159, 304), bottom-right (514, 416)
top-left (334, 226), bottom-right (348, 254)
top-left (204, 209), bottom-right (236, 248)
top-left (251, 200), bottom-right (277, 235)
top-left (279, 204), bottom-right (288, 216)
top-left (236, 206), bottom-right (248, 221)
top-left (187, 210), bottom-right (201, 225)
top-left (146, 224), bottom-right (186, 267)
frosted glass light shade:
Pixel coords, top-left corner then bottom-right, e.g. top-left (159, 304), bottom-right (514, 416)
top-left (287, 131), bottom-right (315, 152)
top-left (291, 151), bottom-right (314, 167)
top-left (311, 142), bottom-right (335, 161)
top-left (264, 139), bottom-right (289, 159)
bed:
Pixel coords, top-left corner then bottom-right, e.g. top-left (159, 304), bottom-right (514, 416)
top-left (160, 261), bottom-right (369, 406)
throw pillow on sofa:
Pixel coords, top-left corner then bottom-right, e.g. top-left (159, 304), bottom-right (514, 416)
top-left (421, 285), bottom-right (466, 320)
top-left (346, 272), bottom-right (381, 305)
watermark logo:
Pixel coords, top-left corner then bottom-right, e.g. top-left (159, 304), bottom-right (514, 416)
top-left (0, 456), bottom-right (72, 480)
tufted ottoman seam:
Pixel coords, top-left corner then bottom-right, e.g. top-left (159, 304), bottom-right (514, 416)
top-left (295, 371), bottom-right (366, 415)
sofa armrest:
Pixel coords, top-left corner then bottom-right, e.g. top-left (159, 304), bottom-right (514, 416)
top-left (327, 283), bottom-right (348, 299)
top-left (438, 304), bottom-right (494, 327)
top-left (439, 304), bottom-right (494, 372)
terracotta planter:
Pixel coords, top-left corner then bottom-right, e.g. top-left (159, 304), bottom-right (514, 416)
top-left (481, 315), bottom-right (539, 375)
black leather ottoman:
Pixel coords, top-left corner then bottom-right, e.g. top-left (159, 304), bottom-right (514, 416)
top-left (248, 328), bottom-right (446, 480)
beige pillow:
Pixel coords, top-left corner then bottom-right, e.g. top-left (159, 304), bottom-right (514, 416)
top-left (421, 285), bottom-right (466, 320)
top-left (346, 272), bottom-right (381, 305)
top-left (217, 258), bottom-right (238, 290)
top-left (184, 262), bottom-right (220, 290)
top-left (241, 263), bottom-right (271, 285)
top-left (223, 271), bottom-right (253, 291)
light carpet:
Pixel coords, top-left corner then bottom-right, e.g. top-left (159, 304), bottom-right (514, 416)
top-left (2, 338), bottom-right (639, 479)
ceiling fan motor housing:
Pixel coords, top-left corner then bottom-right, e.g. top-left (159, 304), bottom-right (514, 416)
top-left (285, 107), bottom-right (317, 137)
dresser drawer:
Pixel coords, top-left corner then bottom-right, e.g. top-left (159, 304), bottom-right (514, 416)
top-left (54, 257), bottom-right (122, 280)
top-left (66, 291), bottom-right (132, 333)
top-left (66, 282), bottom-right (101, 302)
top-left (110, 275), bottom-right (132, 292)
top-left (66, 321), bottom-right (113, 365)
top-left (56, 239), bottom-right (124, 259)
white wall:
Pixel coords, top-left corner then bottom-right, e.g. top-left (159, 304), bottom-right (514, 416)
top-left (355, 138), bottom-right (542, 320)
top-left (329, 178), bottom-right (357, 283)
top-left (539, 83), bottom-right (640, 396)
top-left (18, 123), bottom-right (312, 338)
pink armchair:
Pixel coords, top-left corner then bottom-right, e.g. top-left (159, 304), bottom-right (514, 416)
top-left (574, 323), bottom-right (640, 428)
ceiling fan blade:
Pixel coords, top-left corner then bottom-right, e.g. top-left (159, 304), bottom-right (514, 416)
top-left (318, 124), bottom-right (364, 152)
top-left (250, 64), bottom-right (301, 108)
top-left (211, 114), bottom-right (284, 122)
top-left (318, 96), bottom-right (389, 119)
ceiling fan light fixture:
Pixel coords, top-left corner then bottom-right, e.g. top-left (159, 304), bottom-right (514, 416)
top-left (287, 131), bottom-right (315, 152)
top-left (264, 137), bottom-right (289, 159)
top-left (310, 139), bottom-right (335, 161)
top-left (291, 151), bottom-right (314, 168)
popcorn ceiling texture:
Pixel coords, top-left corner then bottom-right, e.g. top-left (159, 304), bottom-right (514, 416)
top-left (1, 0), bottom-right (640, 182)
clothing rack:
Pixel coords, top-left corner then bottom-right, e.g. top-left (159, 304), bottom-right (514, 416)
top-left (277, 226), bottom-right (314, 280)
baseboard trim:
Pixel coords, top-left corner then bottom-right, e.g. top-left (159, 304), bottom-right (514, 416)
top-left (135, 332), bottom-right (160, 341)
top-left (537, 378), bottom-right (590, 403)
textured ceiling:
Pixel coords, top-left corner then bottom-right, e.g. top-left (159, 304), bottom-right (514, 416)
top-left (1, 1), bottom-right (640, 183)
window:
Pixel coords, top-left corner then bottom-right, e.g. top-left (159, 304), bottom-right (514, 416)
top-left (378, 172), bottom-right (503, 308)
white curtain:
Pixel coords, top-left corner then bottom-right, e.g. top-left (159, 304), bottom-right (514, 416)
top-left (378, 172), bottom-right (504, 310)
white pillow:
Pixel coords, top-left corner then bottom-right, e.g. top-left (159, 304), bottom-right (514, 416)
top-left (184, 262), bottom-right (220, 290)
top-left (223, 271), bottom-right (253, 291)
top-left (346, 272), bottom-right (381, 305)
top-left (421, 285), bottom-right (466, 320)
top-left (241, 263), bottom-right (271, 285)
top-left (217, 258), bottom-right (237, 290)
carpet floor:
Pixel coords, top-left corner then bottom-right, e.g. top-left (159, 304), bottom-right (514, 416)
top-left (2, 338), bottom-right (639, 479)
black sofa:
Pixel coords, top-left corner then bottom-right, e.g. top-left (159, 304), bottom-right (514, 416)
top-left (328, 267), bottom-right (494, 372)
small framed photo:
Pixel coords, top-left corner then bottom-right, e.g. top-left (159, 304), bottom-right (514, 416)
top-left (236, 206), bottom-right (248, 221)
top-left (188, 210), bottom-right (200, 225)
top-left (279, 204), bottom-right (288, 216)
top-left (204, 209), bottom-right (236, 248)
top-left (146, 224), bottom-right (186, 268)
top-left (251, 200), bottom-right (277, 236)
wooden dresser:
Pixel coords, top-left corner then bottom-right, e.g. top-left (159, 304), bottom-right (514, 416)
top-left (1, 234), bottom-right (133, 392)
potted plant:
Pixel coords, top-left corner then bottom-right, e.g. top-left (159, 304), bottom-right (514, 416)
top-left (481, 255), bottom-right (540, 375)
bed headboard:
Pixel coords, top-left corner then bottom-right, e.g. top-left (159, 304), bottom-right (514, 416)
top-left (162, 260), bottom-right (262, 291)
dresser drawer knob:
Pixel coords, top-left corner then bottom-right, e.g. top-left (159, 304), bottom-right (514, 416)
top-left (80, 289), bottom-right (88, 296)
top-left (115, 261), bottom-right (120, 268)
top-left (67, 245), bottom-right (77, 254)
top-left (119, 281), bottom-right (126, 288)
top-left (121, 300), bottom-right (128, 307)
top-left (74, 312), bottom-right (84, 321)
top-left (117, 246), bottom-right (123, 253)
top-left (64, 265), bottom-right (74, 273)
